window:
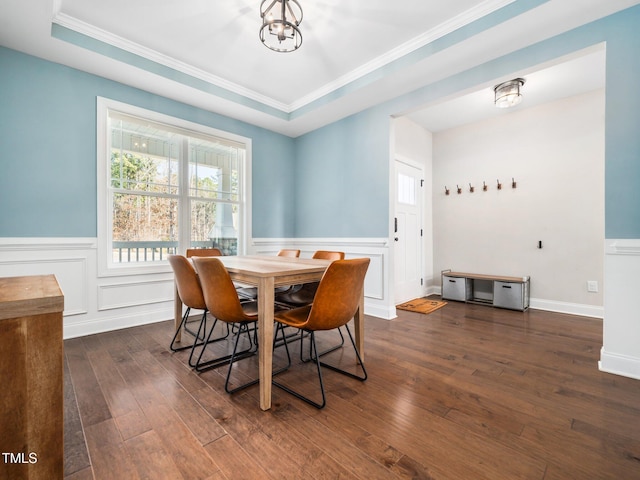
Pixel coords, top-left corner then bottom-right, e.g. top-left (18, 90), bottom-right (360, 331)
top-left (97, 98), bottom-right (251, 275)
top-left (397, 173), bottom-right (416, 205)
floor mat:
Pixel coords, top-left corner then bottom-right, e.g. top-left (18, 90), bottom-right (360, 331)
top-left (396, 298), bottom-right (447, 315)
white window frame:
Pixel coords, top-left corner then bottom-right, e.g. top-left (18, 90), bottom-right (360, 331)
top-left (97, 97), bottom-right (252, 277)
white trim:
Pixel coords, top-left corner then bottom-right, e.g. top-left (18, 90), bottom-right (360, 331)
top-left (599, 348), bottom-right (640, 381)
top-left (96, 96), bottom-right (252, 277)
top-left (0, 237), bottom-right (96, 250)
top-left (64, 307), bottom-right (174, 340)
top-left (97, 277), bottom-right (174, 311)
top-left (601, 238), bottom-right (640, 381)
top-left (251, 237), bottom-right (389, 249)
top-left (431, 286), bottom-right (604, 318)
top-left (0, 237), bottom-right (396, 340)
top-left (53, 1), bottom-right (513, 114)
top-left (251, 237), bottom-right (395, 319)
top-left (52, 12), bottom-right (289, 113)
top-left (289, 0), bottom-right (516, 110)
top-left (529, 298), bottom-right (603, 319)
top-left (605, 238), bottom-right (640, 255)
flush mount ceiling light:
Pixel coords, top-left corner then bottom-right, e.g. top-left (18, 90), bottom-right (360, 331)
top-left (494, 78), bottom-right (526, 108)
top-left (259, 0), bottom-right (303, 53)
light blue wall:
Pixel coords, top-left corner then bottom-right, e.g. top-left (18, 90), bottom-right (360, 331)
top-left (602, 10), bottom-right (640, 238)
top-left (293, 108), bottom-right (390, 237)
top-left (2, 5), bottom-right (640, 241)
top-left (0, 47), bottom-right (296, 238)
top-left (292, 5), bottom-right (640, 239)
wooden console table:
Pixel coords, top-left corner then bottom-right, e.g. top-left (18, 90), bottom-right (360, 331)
top-left (0, 275), bottom-right (64, 480)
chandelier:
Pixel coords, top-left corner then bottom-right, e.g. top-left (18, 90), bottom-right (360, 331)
top-left (494, 78), bottom-right (525, 108)
top-left (259, 0), bottom-right (303, 53)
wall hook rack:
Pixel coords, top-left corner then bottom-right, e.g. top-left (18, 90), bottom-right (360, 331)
top-left (483, 181), bottom-right (488, 191)
top-left (469, 183), bottom-right (474, 193)
top-left (512, 177), bottom-right (517, 188)
top-left (445, 186), bottom-right (450, 195)
top-left (497, 179), bottom-right (502, 190)
top-left (457, 185), bottom-right (462, 194)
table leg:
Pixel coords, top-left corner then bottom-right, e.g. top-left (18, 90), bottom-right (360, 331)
top-left (174, 282), bottom-right (183, 342)
top-left (354, 287), bottom-right (365, 361)
top-left (257, 276), bottom-right (275, 410)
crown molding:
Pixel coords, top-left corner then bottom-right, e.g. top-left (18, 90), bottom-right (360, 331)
top-left (51, 1), bottom-right (515, 116)
top-left (51, 11), bottom-right (291, 113)
top-left (289, 0), bottom-right (516, 111)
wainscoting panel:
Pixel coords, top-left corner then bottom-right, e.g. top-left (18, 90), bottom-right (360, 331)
top-left (0, 238), bottom-right (93, 317)
top-left (600, 239), bottom-right (640, 380)
top-left (98, 278), bottom-right (175, 311)
top-left (252, 238), bottom-right (395, 319)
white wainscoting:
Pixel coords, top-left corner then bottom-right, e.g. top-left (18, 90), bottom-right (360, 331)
top-left (0, 238), bottom-right (174, 339)
top-left (251, 238), bottom-right (395, 320)
top-left (599, 239), bottom-right (640, 380)
top-left (0, 237), bottom-right (395, 340)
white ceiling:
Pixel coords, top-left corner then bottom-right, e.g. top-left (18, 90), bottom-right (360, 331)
top-left (0, 0), bottom-right (637, 136)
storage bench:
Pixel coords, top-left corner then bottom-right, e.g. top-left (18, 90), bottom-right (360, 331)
top-left (441, 270), bottom-right (530, 311)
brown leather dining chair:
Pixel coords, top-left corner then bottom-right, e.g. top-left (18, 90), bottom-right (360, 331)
top-left (275, 250), bottom-right (347, 354)
top-left (186, 247), bottom-right (223, 258)
top-left (192, 256), bottom-right (289, 393)
top-left (276, 248), bottom-right (300, 257)
top-left (184, 248), bottom-right (225, 338)
top-left (275, 250), bottom-right (345, 308)
top-left (272, 257), bottom-right (369, 409)
top-left (168, 255), bottom-right (229, 367)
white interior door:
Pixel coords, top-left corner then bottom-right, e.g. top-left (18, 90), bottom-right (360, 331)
top-left (394, 159), bottom-right (423, 304)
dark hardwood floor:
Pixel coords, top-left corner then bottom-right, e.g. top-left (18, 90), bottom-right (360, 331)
top-left (63, 299), bottom-right (640, 479)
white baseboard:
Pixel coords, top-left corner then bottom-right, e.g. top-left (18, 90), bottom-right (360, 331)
top-left (529, 298), bottom-right (603, 318)
top-left (64, 306), bottom-right (174, 339)
top-left (599, 348), bottom-right (640, 381)
top-left (431, 286), bottom-right (602, 318)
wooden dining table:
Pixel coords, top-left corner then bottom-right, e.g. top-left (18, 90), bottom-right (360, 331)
top-left (174, 254), bottom-right (366, 410)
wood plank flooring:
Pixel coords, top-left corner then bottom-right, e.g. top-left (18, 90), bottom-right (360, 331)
top-left (63, 299), bottom-right (640, 479)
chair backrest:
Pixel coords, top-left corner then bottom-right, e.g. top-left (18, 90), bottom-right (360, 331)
top-left (312, 250), bottom-right (345, 261)
top-left (192, 257), bottom-right (252, 323)
top-left (277, 249), bottom-right (300, 258)
top-left (186, 248), bottom-right (222, 258)
top-left (168, 255), bottom-right (207, 310)
top-left (305, 258), bottom-right (370, 331)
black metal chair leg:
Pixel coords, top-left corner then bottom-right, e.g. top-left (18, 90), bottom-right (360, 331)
top-left (300, 327), bottom-right (345, 362)
top-left (225, 323), bottom-right (291, 394)
top-left (273, 331), bottom-right (327, 409)
top-left (273, 325), bottom-right (366, 409)
top-left (171, 308), bottom-right (211, 352)
top-left (318, 325), bottom-right (367, 382)
top-left (187, 316), bottom-right (230, 367)
top-left (193, 320), bottom-right (255, 373)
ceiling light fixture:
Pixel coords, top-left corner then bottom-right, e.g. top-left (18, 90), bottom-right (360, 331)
top-left (494, 78), bottom-right (525, 108)
top-left (259, 0), bottom-right (303, 53)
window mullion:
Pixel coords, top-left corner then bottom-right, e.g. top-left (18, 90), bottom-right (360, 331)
top-left (179, 136), bottom-right (191, 253)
